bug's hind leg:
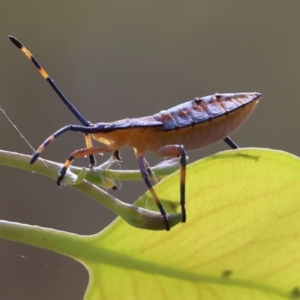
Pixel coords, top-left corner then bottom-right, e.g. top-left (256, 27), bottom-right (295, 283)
top-left (155, 145), bottom-right (187, 223)
top-left (57, 146), bottom-right (114, 186)
top-left (223, 136), bottom-right (239, 149)
top-left (143, 158), bottom-right (159, 183)
top-left (137, 156), bottom-right (170, 231)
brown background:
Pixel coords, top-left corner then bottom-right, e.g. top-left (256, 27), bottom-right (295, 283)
top-left (0, 1), bottom-right (299, 299)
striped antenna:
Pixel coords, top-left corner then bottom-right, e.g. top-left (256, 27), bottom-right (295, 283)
top-left (8, 35), bottom-right (90, 127)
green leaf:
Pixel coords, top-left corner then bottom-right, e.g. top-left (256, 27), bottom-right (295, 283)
top-left (80, 148), bottom-right (300, 299)
top-left (1, 148), bottom-right (300, 299)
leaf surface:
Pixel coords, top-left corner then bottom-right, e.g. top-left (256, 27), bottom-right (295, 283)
top-left (80, 149), bottom-right (300, 299)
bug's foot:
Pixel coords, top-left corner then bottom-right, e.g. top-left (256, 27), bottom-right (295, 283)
top-left (88, 154), bottom-right (96, 167)
top-left (163, 214), bottom-right (170, 231)
top-left (56, 176), bottom-right (63, 186)
top-left (30, 152), bottom-right (40, 164)
top-left (181, 206), bottom-right (186, 223)
top-left (57, 168), bottom-right (67, 186)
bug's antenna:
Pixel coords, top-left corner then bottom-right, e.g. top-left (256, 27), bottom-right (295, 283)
top-left (8, 35), bottom-right (90, 127)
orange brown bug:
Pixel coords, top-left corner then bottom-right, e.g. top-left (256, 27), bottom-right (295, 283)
top-left (9, 35), bottom-right (261, 230)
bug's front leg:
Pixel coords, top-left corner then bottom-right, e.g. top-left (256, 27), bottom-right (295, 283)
top-left (155, 145), bottom-right (187, 223)
top-left (84, 133), bottom-right (96, 167)
top-left (57, 146), bottom-right (114, 186)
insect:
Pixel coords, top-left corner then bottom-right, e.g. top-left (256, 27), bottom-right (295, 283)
top-left (9, 35), bottom-right (261, 231)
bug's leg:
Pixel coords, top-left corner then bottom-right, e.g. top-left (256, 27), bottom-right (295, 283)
top-left (223, 137), bottom-right (239, 149)
top-left (155, 145), bottom-right (186, 223)
top-left (137, 156), bottom-right (170, 231)
top-left (84, 134), bottom-right (96, 167)
top-left (57, 146), bottom-right (113, 186)
top-left (30, 124), bottom-right (97, 164)
top-left (143, 158), bottom-right (159, 183)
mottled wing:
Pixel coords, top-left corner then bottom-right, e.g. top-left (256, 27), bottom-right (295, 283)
top-left (153, 92), bottom-right (261, 131)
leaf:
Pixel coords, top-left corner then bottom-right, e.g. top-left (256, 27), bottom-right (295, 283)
top-left (78, 148), bottom-right (300, 299)
top-left (1, 148), bottom-right (300, 299)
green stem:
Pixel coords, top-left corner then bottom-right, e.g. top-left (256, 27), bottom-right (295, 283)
top-left (0, 150), bottom-right (182, 230)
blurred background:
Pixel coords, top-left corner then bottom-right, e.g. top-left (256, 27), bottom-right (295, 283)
top-left (0, 1), bottom-right (299, 299)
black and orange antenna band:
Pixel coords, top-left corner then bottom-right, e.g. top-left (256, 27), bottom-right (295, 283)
top-left (8, 35), bottom-right (90, 127)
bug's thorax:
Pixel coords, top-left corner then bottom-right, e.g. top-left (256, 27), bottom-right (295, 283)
top-left (91, 130), bottom-right (121, 149)
top-left (91, 126), bottom-right (158, 153)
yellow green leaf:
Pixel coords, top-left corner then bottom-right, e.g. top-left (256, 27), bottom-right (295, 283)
top-left (79, 148), bottom-right (300, 299)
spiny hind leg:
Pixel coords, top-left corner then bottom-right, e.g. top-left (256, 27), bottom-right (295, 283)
top-left (137, 156), bottom-right (170, 231)
top-left (57, 146), bottom-right (114, 186)
top-left (143, 158), bottom-right (159, 183)
top-left (155, 145), bottom-right (186, 223)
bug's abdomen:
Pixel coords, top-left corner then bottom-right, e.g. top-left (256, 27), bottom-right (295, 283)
top-left (148, 92), bottom-right (261, 152)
